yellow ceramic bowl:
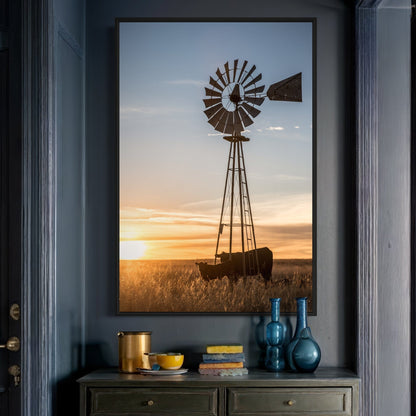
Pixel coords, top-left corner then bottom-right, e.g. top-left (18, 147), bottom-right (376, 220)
top-left (156, 353), bottom-right (184, 370)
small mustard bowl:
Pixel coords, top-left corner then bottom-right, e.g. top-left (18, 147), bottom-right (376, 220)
top-left (156, 353), bottom-right (184, 370)
top-left (145, 352), bottom-right (159, 368)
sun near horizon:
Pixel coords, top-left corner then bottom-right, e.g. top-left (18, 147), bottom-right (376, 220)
top-left (120, 240), bottom-right (147, 260)
top-left (119, 234), bottom-right (312, 261)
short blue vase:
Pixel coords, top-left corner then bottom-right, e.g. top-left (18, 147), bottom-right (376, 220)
top-left (292, 327), bottom-right (321, 372)
top-left (265, 298), bottom-right (285, 372)
top-left (286, 297), bottom-right (321, 372)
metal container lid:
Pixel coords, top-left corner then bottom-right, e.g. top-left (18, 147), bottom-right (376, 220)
top-left (117, 331), bottom-right (152, 337)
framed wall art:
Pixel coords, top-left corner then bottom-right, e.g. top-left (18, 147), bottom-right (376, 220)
top-left (117, 19), bottom-right (316, 314)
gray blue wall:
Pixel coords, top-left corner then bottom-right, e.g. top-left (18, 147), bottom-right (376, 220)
top-left (84, 0), bottom-right (354, 369)
top-left (54, 0), bottom-right (86, 413)
top-left (49, 0), bottom-right (413, 414)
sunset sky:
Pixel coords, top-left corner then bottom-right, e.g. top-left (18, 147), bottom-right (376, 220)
top-left (119, 21), bottom-right (313, 260)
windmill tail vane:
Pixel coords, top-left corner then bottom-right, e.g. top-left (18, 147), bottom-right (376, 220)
top-left (197, 59), bottom-right (302, 282)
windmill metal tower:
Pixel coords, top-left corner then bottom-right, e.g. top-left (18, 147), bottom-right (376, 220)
top-left (214, 134), bottom-right (258, 277)
top-left (202, 59), bottom-right (302, 278)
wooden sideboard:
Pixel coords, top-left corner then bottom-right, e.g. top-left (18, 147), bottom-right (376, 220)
top-left (78, 368), bottom-right (359, 416)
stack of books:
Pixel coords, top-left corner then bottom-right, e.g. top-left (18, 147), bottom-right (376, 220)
top-left (198, 344), bottom-right (248, 376)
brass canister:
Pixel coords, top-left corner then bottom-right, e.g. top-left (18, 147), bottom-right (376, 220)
top-left (117, 331), bottom-right (151, 373)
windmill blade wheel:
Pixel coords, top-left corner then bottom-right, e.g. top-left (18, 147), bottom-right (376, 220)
top-left (203, 59), bottom-right (265, 134)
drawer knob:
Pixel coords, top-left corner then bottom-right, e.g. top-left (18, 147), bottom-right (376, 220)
top-left (147, 400), bottom-right (154, 406)
top-left (287, 399), bottom-right (295, 406)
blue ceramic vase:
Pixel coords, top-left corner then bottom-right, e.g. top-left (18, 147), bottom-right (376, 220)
top-left (286, 297), bottom-right (320, 372)
top-left (292, 327), bottom-right (321, 372)
top-left (265, 298), bottom-right (285, 372)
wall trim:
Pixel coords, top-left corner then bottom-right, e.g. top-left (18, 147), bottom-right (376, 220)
top-left (21, 0), bottom-right (56, 415)
top-left (355, 3), bottom-right (378, 416)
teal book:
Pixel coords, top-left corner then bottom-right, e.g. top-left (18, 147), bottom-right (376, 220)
top-left (202, 353), bottom-right (245, 363)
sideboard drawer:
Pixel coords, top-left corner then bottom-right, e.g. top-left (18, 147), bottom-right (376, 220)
top-left (227, 387), bottom-right (352, 415)
top-left (90, 387), bottom-right (218, 415)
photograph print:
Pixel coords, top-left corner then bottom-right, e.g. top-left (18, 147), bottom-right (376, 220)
top-left (118, 20), bottom-right (315, 313)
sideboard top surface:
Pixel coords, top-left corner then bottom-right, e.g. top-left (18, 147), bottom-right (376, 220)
top-left (78, 368), bottom-right (359, 388)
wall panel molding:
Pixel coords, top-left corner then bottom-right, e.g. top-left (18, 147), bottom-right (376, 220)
top-left (355, 3), bottom-right (378, 416)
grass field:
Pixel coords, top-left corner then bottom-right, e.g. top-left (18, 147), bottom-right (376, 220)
top-left (119, 258), bottom-right (312, 313)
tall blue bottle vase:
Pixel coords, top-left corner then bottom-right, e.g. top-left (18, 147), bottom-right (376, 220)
top-left (265, 298), bottom-right (285, 372)
top-left (286, 297), bottom-right (321, 372)
top-left (256, 315), bottom-right (292, 368)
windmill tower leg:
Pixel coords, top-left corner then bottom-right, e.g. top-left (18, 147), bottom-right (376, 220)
top-left (239, 141), bottom-right (260, 275)
top-left (214, 143), bottom-right (233, 264)
top-left (215, 136), bottom-right (260, 277)
top-left (229, 141), bottom-right (237, 258)
top-left (236, 140), bottom-right (247, 277)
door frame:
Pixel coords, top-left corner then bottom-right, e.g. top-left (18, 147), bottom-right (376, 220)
top-left (21, 0), bottom-right (56, 415)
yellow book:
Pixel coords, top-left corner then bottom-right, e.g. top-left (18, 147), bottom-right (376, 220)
top-left (206, 344), bottom-right (243, 354)
top-left (199, 362), bottom-right (244, 369)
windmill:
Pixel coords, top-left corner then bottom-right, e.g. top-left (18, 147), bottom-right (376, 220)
top-left (198, 59), bottom-right (302, 280)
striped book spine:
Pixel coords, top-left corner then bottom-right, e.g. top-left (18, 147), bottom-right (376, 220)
top-left (202, 353), bottom-right (245, 363)
top-left (199, 362), bottom-right (243, 369)
top-left (198, 368), bottom-right (249, 376)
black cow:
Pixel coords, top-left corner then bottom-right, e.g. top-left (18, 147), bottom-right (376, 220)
top-left (195, 260), bottom-right (235, 281)
top-left (196, 247), bottom-right (273, 282)
top-left (218, 247), bottom-right (273, 281)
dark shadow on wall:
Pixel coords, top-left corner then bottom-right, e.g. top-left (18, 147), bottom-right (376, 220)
top-left (56, 343), bottom-right (112, 416)
top-left (342, 6), bottom-right (356, 372)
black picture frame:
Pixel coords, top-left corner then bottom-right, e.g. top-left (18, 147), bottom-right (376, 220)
top-left (116, 18), bottom-right (317, 315)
